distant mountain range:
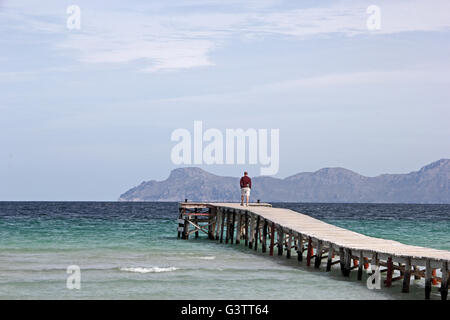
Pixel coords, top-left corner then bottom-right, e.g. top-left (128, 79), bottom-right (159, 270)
top-left (119, 159), bottom-right (450, 204)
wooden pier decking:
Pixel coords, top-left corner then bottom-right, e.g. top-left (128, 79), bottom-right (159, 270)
top-left (177, 202), bottom-right (450, 300)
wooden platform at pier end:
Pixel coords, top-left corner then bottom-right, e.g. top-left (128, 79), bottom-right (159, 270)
top-left (177, 202), bottom-right (450, 300)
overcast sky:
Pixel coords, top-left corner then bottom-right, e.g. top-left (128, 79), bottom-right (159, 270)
top-left (1, 0), bottom-right (449, 200)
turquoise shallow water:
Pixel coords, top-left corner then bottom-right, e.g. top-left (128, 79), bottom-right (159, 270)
top-left (0, 202), bottom-right (449, 300)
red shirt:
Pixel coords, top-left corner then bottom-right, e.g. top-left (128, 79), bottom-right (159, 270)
top-left (240, 176), bottom-right (252, 189)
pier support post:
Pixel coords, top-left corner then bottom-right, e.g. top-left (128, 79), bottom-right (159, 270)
top-left (343, 248), bottom-right (351, 277)
top-left (413, 266), bottom-right (421, 280)
top-left (339, 247), bottom-right (345, 274)
top-left (215, 209), bottom-right (221, 240)
top-left (208, 208), bottom-right (216, 240)
top-left (228, 211), bottom-right (234, 243)
top-left (230, 211), bottom-right (236, 244)
top-left (385, 257), bottom-right (393, 287)
top-left (194, 209), bottom-right (199, 239)
top-left (370, 252), bottom-right (378, 275)
top-left (235, 212), bottom-right (242, 244)
top-left (402, 258), bottom-right (411, 293)
top-left (314, 240), bottom-right (323, 268)
top-left (357, 251), bottom-right (364, 280)
top-left (249, 214), bottom-right (255, 249)
top-left (306, 237), bottom-right (313, 266)
top-left (262, 219), bottom-right (268, 253)
top-left (177, 208), bottom-right (183, 239)
top-left (339, 248), bottom-right (351, 276)
top-left (297, 234), bottom-right (303, 262)
top-left (440, 261), bottom-right (448, 300)
top-left (183, 215), bottom-right (190, 240)
top-left (269, 222), bottom-right (275, 256)
top-left (326, 246), bottom-right (334, 272)
top-left (286, 231), bottom-right (292, 259)
top-left (225, 211), bottom-right (230, 244)
top-left (241, 213), bottom-right (245, 243)
top-left (277, 227), bottom-right (284, 256)
top-left (293, 235), bottom-right (297, 259)
top-left (244, 213), bottom-right (249, 246)
top-left (207, 209), bottom-right (211, 239)
top-left (254, 215), bottom-right (260, 251)
top-left (425, 260), bottom-right (432, 300)
top-left (220, 209), bottom-right (225, 243)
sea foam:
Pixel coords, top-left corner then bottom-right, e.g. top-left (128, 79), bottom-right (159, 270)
top-left (119, 266), bottom-right (178, 273)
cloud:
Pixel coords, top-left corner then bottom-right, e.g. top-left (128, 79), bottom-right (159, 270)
top-left (257, 68), bottom-right (450, 92)
top-left (146, 66), bottom-right (450, 104)
top-left (58, 34), bottom-right (217, 72)
top-left (2, 0), bottom-right (450, 72)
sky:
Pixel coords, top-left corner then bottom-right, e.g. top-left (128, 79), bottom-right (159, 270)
top-left (1, 0), bottom-right (449, 200)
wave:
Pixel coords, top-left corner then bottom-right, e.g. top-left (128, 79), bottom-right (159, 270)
top-left (119, 266), bottom-right (178, 273)
top-left (198, 256), bottom-right (215, 260)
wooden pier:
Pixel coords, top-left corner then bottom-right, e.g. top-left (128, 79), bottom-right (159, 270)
top-left (177, 202), bottom-right (450, 300)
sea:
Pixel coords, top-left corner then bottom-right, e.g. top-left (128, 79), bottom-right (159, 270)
top-left (0, 202), bottom-right (449, 300)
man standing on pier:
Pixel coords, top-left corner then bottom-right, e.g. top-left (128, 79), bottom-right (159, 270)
top-left (240, 171), bottom-right (252, 206)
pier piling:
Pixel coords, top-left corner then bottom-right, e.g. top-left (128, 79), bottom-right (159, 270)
top-left (357, 251), bottom-right (364, 280)
top-left (306, 237), bottom-right (313, 267)
top-left (402, 258), bottom-right (411, 293)
top-left (297, 234), bottom-right (303, 262)
top-left (269, 222), bottom-right (275, 256)
top-left (254, 215), bottom-right (260, 251)
top-left (441, 262), bottom-right (448, 300)
top-left (262, 219), bottom-right (268, 253)
top-left (277, 228), bottom-right (284, 256)
top-left (385, 257), bottom-right (394, 287)
top-left (235, 212), bottom-right (242, 244)
top-left (286, 231), bottom-right (292, 259)
top-left (314, 241), bottom-right (323, 268)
